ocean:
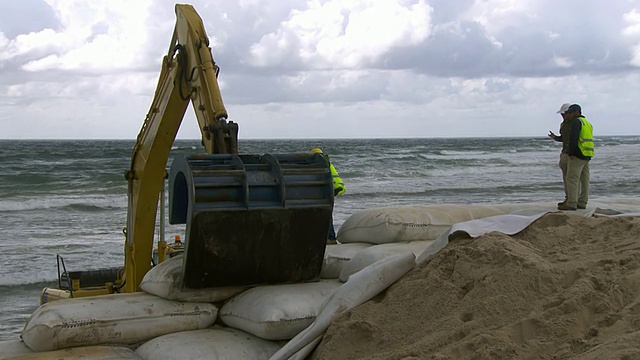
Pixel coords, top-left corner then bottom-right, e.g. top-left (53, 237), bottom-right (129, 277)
top-left (1, 136), bottom-right (639, 341)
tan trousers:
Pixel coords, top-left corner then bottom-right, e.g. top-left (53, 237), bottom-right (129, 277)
top-left (565, 156), bottom-right (590, 207)
top-left (559, 153), bottom-right (569, 201)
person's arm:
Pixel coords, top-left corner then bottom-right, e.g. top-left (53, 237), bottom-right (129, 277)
top-left (568, 119), bottom-right (582, 156)
top-left (548, 131), bottom-right (561, 141)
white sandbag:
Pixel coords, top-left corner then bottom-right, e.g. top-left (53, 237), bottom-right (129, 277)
top-left (140, 255), bottom-right (248, 302)
top-left (6, 345), bottom-right (141, 360)
top-left (0, 340), bottom-right (32, 359)
top-left (21, 292), bottom-right (217, 352)
top-left (219, 280), bottom-right (341, 340)
top-left (337, 204), bottom-right (504, 244)
top-left (339, 240), bottom-right (435, 282)
top-left (270, 252), bottom-right (416, 360)
top-left (135, 326), bottom-right (280, 360)
top-left (320, 243), bottom-right (373, 279)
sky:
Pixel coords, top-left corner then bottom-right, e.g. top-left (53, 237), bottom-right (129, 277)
top-left (1, 0), bottom-right (640, 140)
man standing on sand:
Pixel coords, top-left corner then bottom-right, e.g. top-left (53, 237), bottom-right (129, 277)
top-left (548, 103), bottom-right (572, 206)
top-left (558, 104), bottom-right (594, 211)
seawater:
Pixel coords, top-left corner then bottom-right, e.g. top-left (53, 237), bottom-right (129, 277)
top-left (1, 137), bottom-right (639, 340)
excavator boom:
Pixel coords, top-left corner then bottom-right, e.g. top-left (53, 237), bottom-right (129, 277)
top-left (122, 4), bottom-right (238, 293)
top-left (42, 4), bottom-right (334, 301)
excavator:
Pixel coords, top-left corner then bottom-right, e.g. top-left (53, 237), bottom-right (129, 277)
top-left (41, 4), bottom-right (334, 303)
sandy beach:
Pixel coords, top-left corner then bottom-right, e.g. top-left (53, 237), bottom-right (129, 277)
top-left (311, 213), bottom-right (640, 359)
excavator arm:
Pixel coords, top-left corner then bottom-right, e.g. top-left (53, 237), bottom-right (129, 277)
top-left (42, 4), bottom-right (335, 301)
top-left (122, 4), bottom-right (237, 293)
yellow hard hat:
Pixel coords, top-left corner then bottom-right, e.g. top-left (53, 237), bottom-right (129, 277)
top-left (310, 148), bottom-right (323, 154)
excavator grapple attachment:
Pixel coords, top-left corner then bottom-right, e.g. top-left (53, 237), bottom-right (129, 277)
top-left (168, 153), bottom-right (334, 289)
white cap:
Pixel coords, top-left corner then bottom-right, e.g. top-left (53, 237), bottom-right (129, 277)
top-left (556, 103), bottom-right (571, 114)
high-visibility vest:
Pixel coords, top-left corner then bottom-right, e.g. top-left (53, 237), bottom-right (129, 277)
top-left (577, 116), bottom-right (594, 157)
top-left (330, 163), bottom-right (346, 196)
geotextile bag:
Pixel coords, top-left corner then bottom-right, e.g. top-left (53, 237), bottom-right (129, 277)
top-left (219, 280), bottom-right (341, 340)
top-left (337, 204), bottom-right (505, 244)
top-left (320, 243), bottom-right (372, 279)
top-left (339, 240), bottom-right (435, 282)
top-left (21, 292), bottom-right (217, 352)
top-left (140, 255), bottom-right (248, 303)
top-left (135, 327), bottom-right (280, 360)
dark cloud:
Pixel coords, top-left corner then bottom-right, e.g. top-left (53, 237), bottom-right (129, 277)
top-left (368, 1), bottom-right (639, 78)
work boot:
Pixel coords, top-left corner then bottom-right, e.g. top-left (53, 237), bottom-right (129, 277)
top-left (577, 204), bottom-right (587, 209)
top-left (557, 201), bottom-right (567, 206)
top-left (557, 204), bottom-right (577, 211)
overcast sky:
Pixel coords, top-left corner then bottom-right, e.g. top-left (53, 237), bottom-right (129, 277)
top-left (2, 0), bottom-right (640, 140)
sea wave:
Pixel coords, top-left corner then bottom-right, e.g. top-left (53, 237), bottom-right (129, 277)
top-left (0, 279), bottom-right (57, 289)
top-left (0, 196), bottom-right (125, 212)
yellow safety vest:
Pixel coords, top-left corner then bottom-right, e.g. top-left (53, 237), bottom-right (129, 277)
top-left (577, 116), bottom-right (594, 157)
top-left (330, 163), bottom-right (346, 196)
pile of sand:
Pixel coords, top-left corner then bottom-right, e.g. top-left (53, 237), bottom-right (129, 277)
top-left (311, 213), bottom-right (640, 359)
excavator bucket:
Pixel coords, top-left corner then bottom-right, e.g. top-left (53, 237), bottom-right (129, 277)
top-left (168, 153), bottom-right (334, 289)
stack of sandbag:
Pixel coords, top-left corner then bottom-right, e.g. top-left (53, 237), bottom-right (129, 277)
top-left (132, 279), bottom-right (343, 360)
top-left (12, 246), bottom-right (420, 359)
top-left (132, 256), bottom-right (344, 359)
top-left (17, 205), bottom-right (506, 358)
top-left (133, 252), bottom-right (417, 360)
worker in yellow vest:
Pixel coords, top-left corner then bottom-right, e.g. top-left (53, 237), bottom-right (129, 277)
top-left (311, 148), bottom-right (345, 242)
top-left (548, 103), bottom-right (572, 206)
top-left (558, 104), bottom-right (594, 211)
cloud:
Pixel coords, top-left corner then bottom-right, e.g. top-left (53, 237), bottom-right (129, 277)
top-left (249, 0), bottom-right (433, 69)
top-left (1, 0), bottom-right (156, 73)
top-left (1, 0), bottom-right (640, 140)
top-left (623, 9), bottom-right (640, 66)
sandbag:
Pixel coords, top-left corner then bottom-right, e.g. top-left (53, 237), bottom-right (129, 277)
top-left (219, 280), bottom-right (341, 340)
top-left (140, 255), bottom-right (248, 302)
top-left (320, 243), bottom-right (372, 279)
top-left (270, 252), bottom-right (416, 360)
top-left (337, 204), bottom-right (505, 244)
top-left (0, 340), bottom-right (32, 359)
top-left (21, 292), bottom-right (217, 352)
top-left (339, 240), bottom-right (435, 282)
top-left (135, 327), bottom-right (280, 360)
top-left (6, 345), bottom-right (141, 359)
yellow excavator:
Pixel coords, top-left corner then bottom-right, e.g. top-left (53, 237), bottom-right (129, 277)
top-left (41, 4), bottom-right (334, 303)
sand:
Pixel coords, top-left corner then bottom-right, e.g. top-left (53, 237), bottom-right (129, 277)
top-left (311, 213), bottom-right (640, 359)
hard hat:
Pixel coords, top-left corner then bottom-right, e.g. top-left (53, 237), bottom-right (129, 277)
top-left (310, 148), bottom-right (323, 154)
top-left (556, 103), bottom-right (571, 114)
